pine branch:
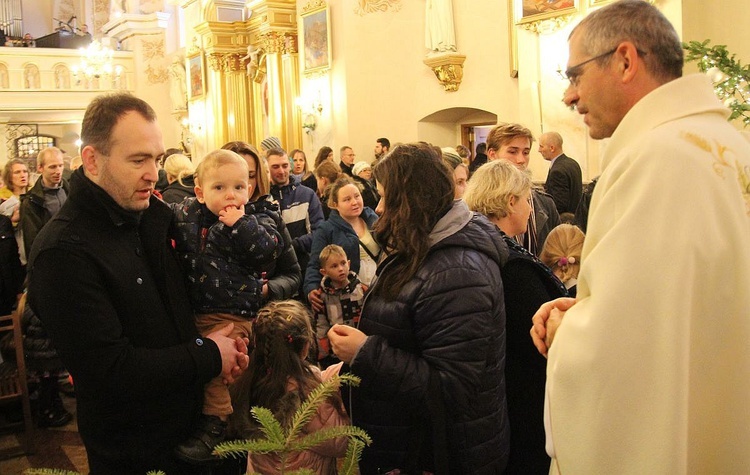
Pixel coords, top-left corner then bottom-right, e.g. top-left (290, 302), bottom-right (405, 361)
top-left (293, 426), bottom-right (371, 453)
top-left (286, 373), bottom-right (361, 444)
top-left (214, 438), bottom-right (285, 458)
top-left (286, 377), bottom-right (342, 441)
top-left (251, 406), bottom-right (286, 445)
top-left (341, 439), bottom-right (367, 475)
top-left (215, 371), bottom-right (368, 471)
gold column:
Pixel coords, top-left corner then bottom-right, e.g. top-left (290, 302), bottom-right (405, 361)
top-left (206, 51), bottom-right (230, 149)
top-left (281, 33), bottom-right (302, 150)
top-left (192, 0), bottom-right (299, 151)
top-left (260, 31), bottom-right (286, 146)
top-left (224, 52), bottom-right (251, 141)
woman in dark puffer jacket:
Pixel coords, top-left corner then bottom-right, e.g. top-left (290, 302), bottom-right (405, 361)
top-left (329, 143), bottom-right (510, 474)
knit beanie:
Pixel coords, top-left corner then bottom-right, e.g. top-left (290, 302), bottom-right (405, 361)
top-left (352, 161), bottom-right (372, 177)
top-left (441, 147), bottom-right (462, 169)
top-left (260, 136), bottom-right (282, 151)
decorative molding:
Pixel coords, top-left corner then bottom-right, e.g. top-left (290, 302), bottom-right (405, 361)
top-left (225, 53), bottom-right (244, 72)
top-left (140, 37), bottom-right (168, 84)
top-left (301, 0), bottom-right (327, 15)
top-left (187, 37), bottom-right (202, 57)
top-left (519, 14), bottom-right (575, 34)
top-left (354, 0), bottom-right (402, 16)
top-left (207, 52), bottom-right (225, 71)
top-left (283, 33), bottom-right (298, 55)
top-left (102, 12), bottom-right (170, 42)
top-left (94, 0), bottom-right (110, 37)
top-left (205, 52), bottom-right (253, 73)
top-left (252, 32), bottom-right (296, 56)
top-left (145, 64), bottom-right (169, 84)
top-left (141, 37), bottom-right (165, 61)
top-left (423, 52), bottom-right (466, 92)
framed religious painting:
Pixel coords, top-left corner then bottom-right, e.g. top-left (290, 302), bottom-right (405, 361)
top-left (187, 52), bottom-right (205, 100)
top-left (514, 0), bottom-right (580, 25)
top-left (300, 0), bottom-right (331, 74)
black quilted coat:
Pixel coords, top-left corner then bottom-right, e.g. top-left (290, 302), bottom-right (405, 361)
top-left (350, 201), bottom-right (511, 474)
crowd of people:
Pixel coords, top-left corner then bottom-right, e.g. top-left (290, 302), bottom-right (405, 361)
top-left (1, 1), bottom-right (749, 473)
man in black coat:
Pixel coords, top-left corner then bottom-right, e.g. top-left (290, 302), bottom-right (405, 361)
top-left (539, 131), bottom-right (583, 215)
top-left (27, 93), bottom-right (249, 474)
top-left (19, 146), bottom-right (69, 254)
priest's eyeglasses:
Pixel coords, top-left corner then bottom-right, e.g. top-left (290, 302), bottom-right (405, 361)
top-left (558, 48), bottom-right (618, 87)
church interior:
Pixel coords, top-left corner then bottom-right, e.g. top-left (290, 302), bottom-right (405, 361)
top-left (0, 0), bottom-right (745, 183)
top-left (0, 0), bottom-right (748, 472)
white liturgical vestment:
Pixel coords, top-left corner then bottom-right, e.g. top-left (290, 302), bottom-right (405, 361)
top-left (547, 74), bottom-right (750, 473)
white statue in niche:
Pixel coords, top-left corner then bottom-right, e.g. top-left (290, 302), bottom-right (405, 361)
top-left (168, 59), bottom-right (187, 111)
top-left (241, 44), bottom-right (260, 78)
top-left (54, 65), bottom-right (71, 89)
top-left (425, 0), bottom-right (457, 53)
top-left (24, 64), bottom-right (40, 89)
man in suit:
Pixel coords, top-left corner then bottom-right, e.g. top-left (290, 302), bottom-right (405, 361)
top-left (539, 132), bottom-right (582, 215)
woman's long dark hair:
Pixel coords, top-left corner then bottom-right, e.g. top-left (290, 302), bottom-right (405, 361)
top-left (372, 143), bottom-right (455, 300)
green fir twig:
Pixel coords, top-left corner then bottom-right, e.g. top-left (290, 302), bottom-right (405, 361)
top-left (214, 373), bottom-right (369, 475)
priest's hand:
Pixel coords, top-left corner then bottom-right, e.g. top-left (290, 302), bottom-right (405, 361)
top-left (531, 297), bottom-right (576, 357)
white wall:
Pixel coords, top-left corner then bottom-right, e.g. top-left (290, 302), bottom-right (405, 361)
top-left (299, 0), bottom-right (518, 166)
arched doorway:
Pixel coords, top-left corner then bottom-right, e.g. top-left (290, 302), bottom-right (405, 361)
top-left (417, 106), bottom-right (497, 158)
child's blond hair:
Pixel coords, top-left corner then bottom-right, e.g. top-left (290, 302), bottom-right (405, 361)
top-left (319, 244), bottom-right (348, 268)
top-left (194, 149), bottom-right (248, 187)
top-left (539, 224), bottom-right (585, 283)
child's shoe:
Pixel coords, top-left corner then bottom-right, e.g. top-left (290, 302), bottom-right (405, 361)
top-left (174, 414), bottom-right (227, 464)
top-left (38, 406), bottom-right (73, 427)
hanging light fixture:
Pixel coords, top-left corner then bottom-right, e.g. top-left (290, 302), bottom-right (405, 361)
top-left (71, 40), bottom-right (122, 86)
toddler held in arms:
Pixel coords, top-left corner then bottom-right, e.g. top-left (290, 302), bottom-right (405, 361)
top-left (170, 149), bottom-right (285, 463)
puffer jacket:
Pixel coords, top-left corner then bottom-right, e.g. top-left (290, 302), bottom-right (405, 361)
top-left (350, 200), bottom-right (510, 474)
top-left (169, 196), bottom-right (285, 316)
top-left (261, 223), bottom-right (301, 301)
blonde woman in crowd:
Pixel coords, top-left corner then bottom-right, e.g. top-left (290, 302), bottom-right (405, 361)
top-left (161, 153), bottom-right (196, 204)
top-left (464, 159), bottom-right (567, 474)
top-left (0, 159), bottom-right (30, 266)
top-left (290, 148), bottom-right (317, 192)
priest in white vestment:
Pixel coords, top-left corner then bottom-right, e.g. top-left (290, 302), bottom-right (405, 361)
top-left (532, 1), bottom-right (750, 473)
